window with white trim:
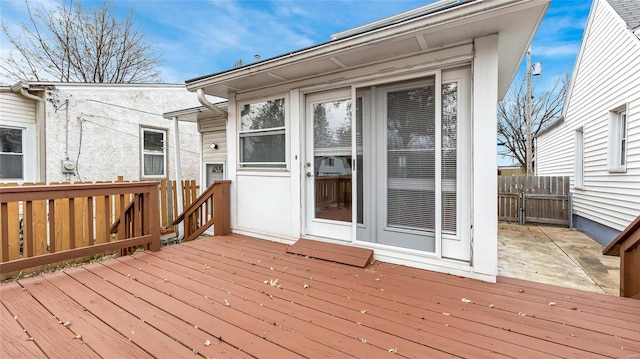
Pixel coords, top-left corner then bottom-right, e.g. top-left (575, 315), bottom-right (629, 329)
top-left (141, 127), bottom-right (167, 178)
top-left (608, 106), bottom-right (627, 172)
top-left (239, 97), bottom-right (286, 168)
top-left (575, 128), bottom-right (584, 188)
top-left (0, 126), bottom-right (25, 180)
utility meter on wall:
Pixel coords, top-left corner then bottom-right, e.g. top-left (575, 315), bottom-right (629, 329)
top-left (62, 160), bottom-right (76, 174)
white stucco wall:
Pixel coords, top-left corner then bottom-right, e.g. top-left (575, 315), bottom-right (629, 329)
top-left (42, 84), bottom-right (201, 183)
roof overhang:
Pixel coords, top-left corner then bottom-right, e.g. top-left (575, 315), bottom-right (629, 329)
top-left (163, 103), bottom-right (228, 123)
top-left (186, 0), bottom-right (549, 100)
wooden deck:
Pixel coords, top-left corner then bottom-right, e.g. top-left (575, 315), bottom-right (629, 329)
top-left (2, 234), bottom-right (639, 358)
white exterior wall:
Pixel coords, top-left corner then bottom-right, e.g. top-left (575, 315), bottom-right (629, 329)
top-left (225, 41), bottom-right (499, 281)
top-left (536, 0), bottom-right (640, 231)
top-left (42, 84), bottom-right (201, 183)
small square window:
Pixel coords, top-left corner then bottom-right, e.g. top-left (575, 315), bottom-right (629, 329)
top-left (608, 106), bottom-right (627, 172)
top-left (0, 127), bottom-right (25, 180)
top-left (239, 98), bottom-right (286, 168)
top-left (575, 128), bottom-right (584, 188)
top-left (141, 128), bottom-right (167, 178)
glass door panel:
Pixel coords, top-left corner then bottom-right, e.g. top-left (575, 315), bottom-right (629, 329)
top-left (313, 99), bottom-right (352, 223)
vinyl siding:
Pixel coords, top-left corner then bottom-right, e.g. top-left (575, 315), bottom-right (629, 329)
top-left (200, 117), bottom-right (227, 164)
top-left (0, 91), bottom-right (36, 124)
top-left (537, 0), bottom-right (640, 232)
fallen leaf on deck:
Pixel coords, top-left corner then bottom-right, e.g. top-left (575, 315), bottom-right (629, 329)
top-left (224, 299), bottom-right (230, 307)
top-left (461, 298), bottom-right (472, 303)
top-left (389, 348), bottom-right (397, 353)
top-left (548, 302), bottom-right (556, 306)
top-left (204, 264), bottom-right (211, 270)
top-left (360, 309), bottom-right (367, 314)
top-left (571, 306), bottom-right (578, 311)
top-left (63, 321), bottom-right (72, 327)
top-left (303, 284), bottom-right (310, 289)
top-left (72, 333), bottom-right (82, 340)
top-left (489, 304), bottom-right (495, 308)
top-left (204, 340), bottom-right (211, 346)
top-left (442, 312), bottom-right (450, 316)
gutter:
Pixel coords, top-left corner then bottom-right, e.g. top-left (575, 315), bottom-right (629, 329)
top-left (197, 89), bottom-right (228, 117)
top-left (11, 81), bottom-right (45, 103)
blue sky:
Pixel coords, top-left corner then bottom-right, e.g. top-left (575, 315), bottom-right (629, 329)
top-left (2, 0), bottom-right (591, 87)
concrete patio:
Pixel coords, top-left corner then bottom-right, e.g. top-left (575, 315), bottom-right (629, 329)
top-left (498, 222), bottom-right (620, 296)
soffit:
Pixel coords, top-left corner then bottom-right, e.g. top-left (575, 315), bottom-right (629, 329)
top-left (187, 0), bottom-right (549, 100)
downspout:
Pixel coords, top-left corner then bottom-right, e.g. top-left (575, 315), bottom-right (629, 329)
top-left (197, 89), bottom-right (227, 117)
top-left (18, 87), bottom-right (46, 183)
top-left (172, 116), bottom-right (185, 241)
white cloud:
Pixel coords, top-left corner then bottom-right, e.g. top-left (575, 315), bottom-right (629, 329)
top-left (533, 43), bottom-right (580, 58)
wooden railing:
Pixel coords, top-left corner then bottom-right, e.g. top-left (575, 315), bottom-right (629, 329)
top-left (173, 180), bottom-right (230, 242)
top-left (0, 182), bottom-right (161, 275)
top-left (315, 176), bottom-right (351, 209)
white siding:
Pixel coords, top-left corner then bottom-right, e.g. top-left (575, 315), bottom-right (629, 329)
top-left (0, 90), bottom-right (36, 124)
top-left (200, 117), bottom-right (227, 164)
top-left (537, 0), bottom-right (640, 231)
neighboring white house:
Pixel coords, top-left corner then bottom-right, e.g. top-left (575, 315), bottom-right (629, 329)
top-left (0, 82), bottom-right (202, 184)
top-left (536, 0), bottom-right (640, 246)
top-left (176, 0), bottom-right (549, 282)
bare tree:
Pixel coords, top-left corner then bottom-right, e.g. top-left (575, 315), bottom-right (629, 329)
top-left (1, 0), bottom-right (161, 83)
top-left (497, 74), bottom-right (568, 169)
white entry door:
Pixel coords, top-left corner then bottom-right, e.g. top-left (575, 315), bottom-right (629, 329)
top-left (304, 89), bottom-right (353, 241)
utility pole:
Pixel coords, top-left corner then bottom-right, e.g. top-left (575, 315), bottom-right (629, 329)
top-left (526, 48), bottom-right (533, 176)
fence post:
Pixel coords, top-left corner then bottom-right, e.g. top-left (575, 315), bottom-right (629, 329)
top-left (519, 191), bottom-right (526, 225)
top-left (569, 192), bottom-right (573, 228)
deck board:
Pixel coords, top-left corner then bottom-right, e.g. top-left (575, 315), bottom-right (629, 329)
top-left (0, 300), bottom-right (47, 359)
top-left (2, 233), bottom-right (639, 358)
top-left (287, 238), bottom-right (374, 267)
top-left (182, 235), bottom-right (629, 358)
top-left (18, 274), bottom-right (151, 358)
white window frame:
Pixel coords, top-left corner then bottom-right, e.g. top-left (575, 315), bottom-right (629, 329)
top-left (140, 127), bottom-right (167, 179)
top-left (0, 121), bottom-right (36, 183)
top-left (575, 127), bottom-right (584, 189)
top-left (204, 161), bottom-right (226, 187)
top-left (238, 95), bottom-right (287, 169)
top-left (608, 105), bottom-right (628, 172)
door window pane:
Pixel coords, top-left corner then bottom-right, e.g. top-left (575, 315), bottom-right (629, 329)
top-left (313, 99), bottom-right (352, 223)
top-left (442, 82), bottom-right (458, 234)
top-left (386, 80), bottom-right (435, 231)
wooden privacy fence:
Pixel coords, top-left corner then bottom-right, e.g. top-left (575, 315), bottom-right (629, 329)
top-left (172, 180), bottom-right (231, 242)
top-left (498, 176), bottom-right (571, 226)
top-left (158, 179), bottom-right (199, 229)
top-left (0, 182), bottom-right (161, 275)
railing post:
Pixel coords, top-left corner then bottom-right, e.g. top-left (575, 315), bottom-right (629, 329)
top-left (213, 181), bottom-right (231, 236)
top-left (148, 183), bottom-right (161, 251)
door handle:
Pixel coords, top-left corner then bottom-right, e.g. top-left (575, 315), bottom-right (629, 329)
top-left (306, 172), bottom-right (313, 177)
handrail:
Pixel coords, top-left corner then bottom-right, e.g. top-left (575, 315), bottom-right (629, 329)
top-left (173, 180), bottom-right (230, 241)
top-left (0, 182), bottom-right (161, 275)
